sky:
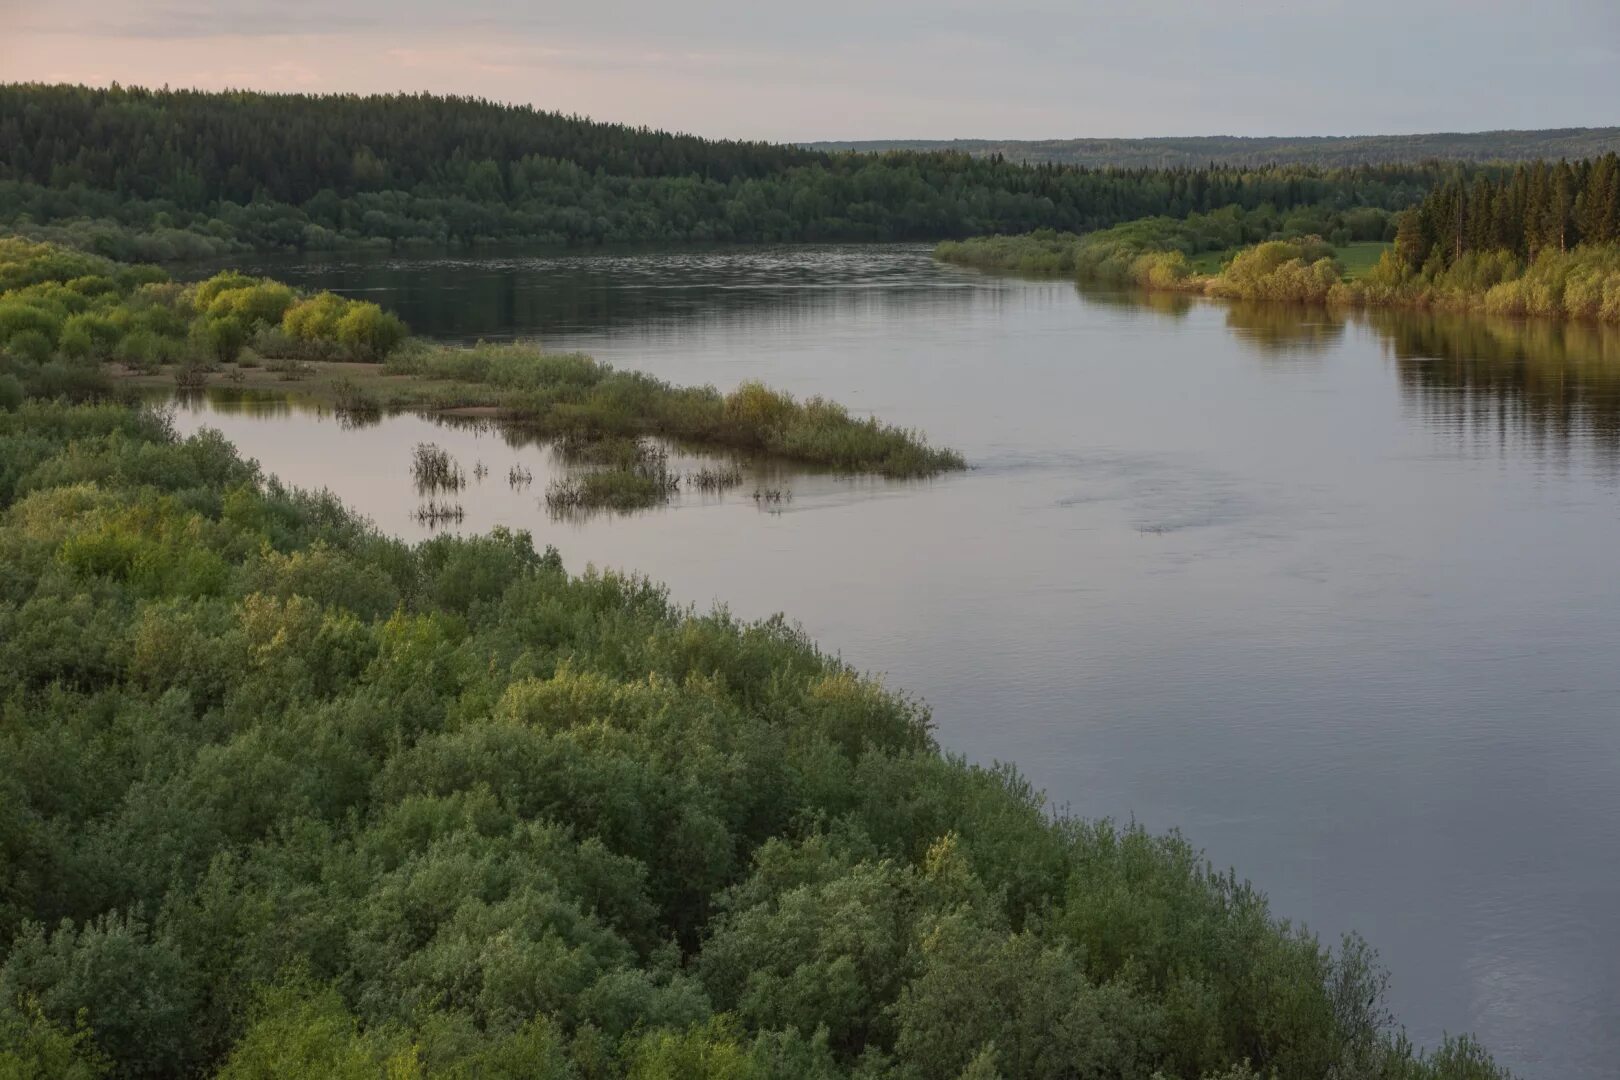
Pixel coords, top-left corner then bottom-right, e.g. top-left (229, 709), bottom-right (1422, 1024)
top-left (2, 0), bottom-right (1617, 142)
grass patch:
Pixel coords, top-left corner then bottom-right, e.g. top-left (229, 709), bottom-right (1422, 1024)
top-left (385, 343), bottom-right (965, 477)
top-left (1187, 248), bottom-right (1238, 275)
top-left (410, 442), bottom-right (465, 493)
top-left (330, 375), bottom-right (381, 417)
top-left (1335, 241), bottom-right (1392, 281)
top-left (111, 345), bottom-right (965, 478)
top-left (544, 438), bottom-right (680, 515)
top-left (687, 464), bottom-right (746, 492)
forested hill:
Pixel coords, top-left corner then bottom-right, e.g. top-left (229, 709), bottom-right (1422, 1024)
top-left (2, 84), bottom-right (819, 203)
top-left (3, 84), bottom-right (1444, 258)
top-left (809, 129), bottom-right (1620, 169)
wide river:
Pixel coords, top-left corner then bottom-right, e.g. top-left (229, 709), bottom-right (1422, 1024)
top-left (175, 245), bottom-right (1620, 1079)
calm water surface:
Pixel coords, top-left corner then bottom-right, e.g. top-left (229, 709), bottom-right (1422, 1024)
top-left (177, 246), bottom-right (1620, 1079)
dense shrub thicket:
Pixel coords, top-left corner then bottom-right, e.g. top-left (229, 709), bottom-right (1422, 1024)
top-left (0, 85), bottom-right (1445, 257)
top-left (0, 236), bottom-right (407, 400)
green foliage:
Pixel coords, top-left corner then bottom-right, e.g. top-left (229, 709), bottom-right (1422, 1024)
top-left (2, 331), bottom-right (52, 366)
top-left (278, 292), bottom-right (407, 361)
top-left (894, 912), bottom-right (1160, 1079)
top-left (0, 307), bottom-right (63, 352)
top-left (1, 86), bottom-right (1441, 252)
top-left (624, 1015), bottom-right (760, 1079)
top-left (113, 330), bottom-right (183, 372)
top-left (189, 314), bottom-right (248, 365)
top-left (1206, 240), bottom-right (1343, 303)
top-left (942, 197), bottom-right (1620, 322)
top-left (213, 979), bottom-right (423, 1080)
top-left (0, 997), bottom-right (111, 1080)
top-left (0, 239), bottom-right (410, 392)
top-left (1299, 155), bottom-right (1620, 318)
top-left (1399, 154), bottom-right (1620, 269)
top-left (0, 238), bottom-right (114, 292)
top-left (0, 914), bottom-right (202, 1078)
top-left (937, 205), bottom-right (1392, 281)
top-left (201, 280), bottom-right (297, 327)
top-left (336, 301), bottom-right (409, 362)
top-left (1325, 241), bottom-right (1620, 321)
top-left (545, 440), bottom-right (681, 515)
top-left (699, 854), bottom-right (915, 1058)
top-left (282, 292), bottom-right (347, 342)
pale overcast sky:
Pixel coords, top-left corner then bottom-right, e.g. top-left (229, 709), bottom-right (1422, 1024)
top-left (3, 0), bottom-right (1616, 141)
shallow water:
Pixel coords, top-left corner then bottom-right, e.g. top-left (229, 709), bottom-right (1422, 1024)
top-left (176, 245), bottom-right (1620, 1078)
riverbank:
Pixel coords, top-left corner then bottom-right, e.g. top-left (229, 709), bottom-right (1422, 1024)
top-left (937, 229), bottom-right (1620, 323)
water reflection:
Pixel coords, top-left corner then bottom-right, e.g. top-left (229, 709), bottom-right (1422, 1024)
top-left (1073, 281), bottom-right (1194, 319)
top-left (1368, 312), bottom-right (1620, 462)
top-left (171, 386), bottom-right (297, 417)
top-left (208, 245), bottom-right (990, 342)
top-left (1223, 300), bottom-right (1346, 355)
top-left (1095, 285), bottom-right (1620, 461)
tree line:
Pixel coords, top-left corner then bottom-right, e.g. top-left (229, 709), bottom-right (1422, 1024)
top-left (0, 84), bottom-right (1453, 257)
top-left (810, 129), bottom-right (1620, 169)
top-left (1396, 153), bottom-right (1620, 269)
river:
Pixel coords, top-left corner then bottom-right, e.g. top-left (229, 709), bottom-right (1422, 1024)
top-left (170, 244), bottom-right (1620, 1079)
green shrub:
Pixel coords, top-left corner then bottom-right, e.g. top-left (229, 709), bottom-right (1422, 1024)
top-left (205, 281), bottom-right (297, 327)
top-left (334, 301), bottom-right (407, 361)
top-left (57, 323), bottom-right (95, 359)
top-left (282, 292), bottom-right (347, 342)
top-left (114, 329), bottom-right (184, 372)
top-left (190, 271), bottom-right (256, 311)
top-left (0, 303), bottom-right (62, 349)
top-left (4, 330), bottom-right (53, 365)
top-left (189, 314), bottom-right (248, 365)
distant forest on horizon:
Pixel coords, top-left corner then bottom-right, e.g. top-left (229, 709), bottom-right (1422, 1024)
top-left (0, 83), bottom-right (1449, 257)
top-left (807, 129), bottom-right (1620, 169)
